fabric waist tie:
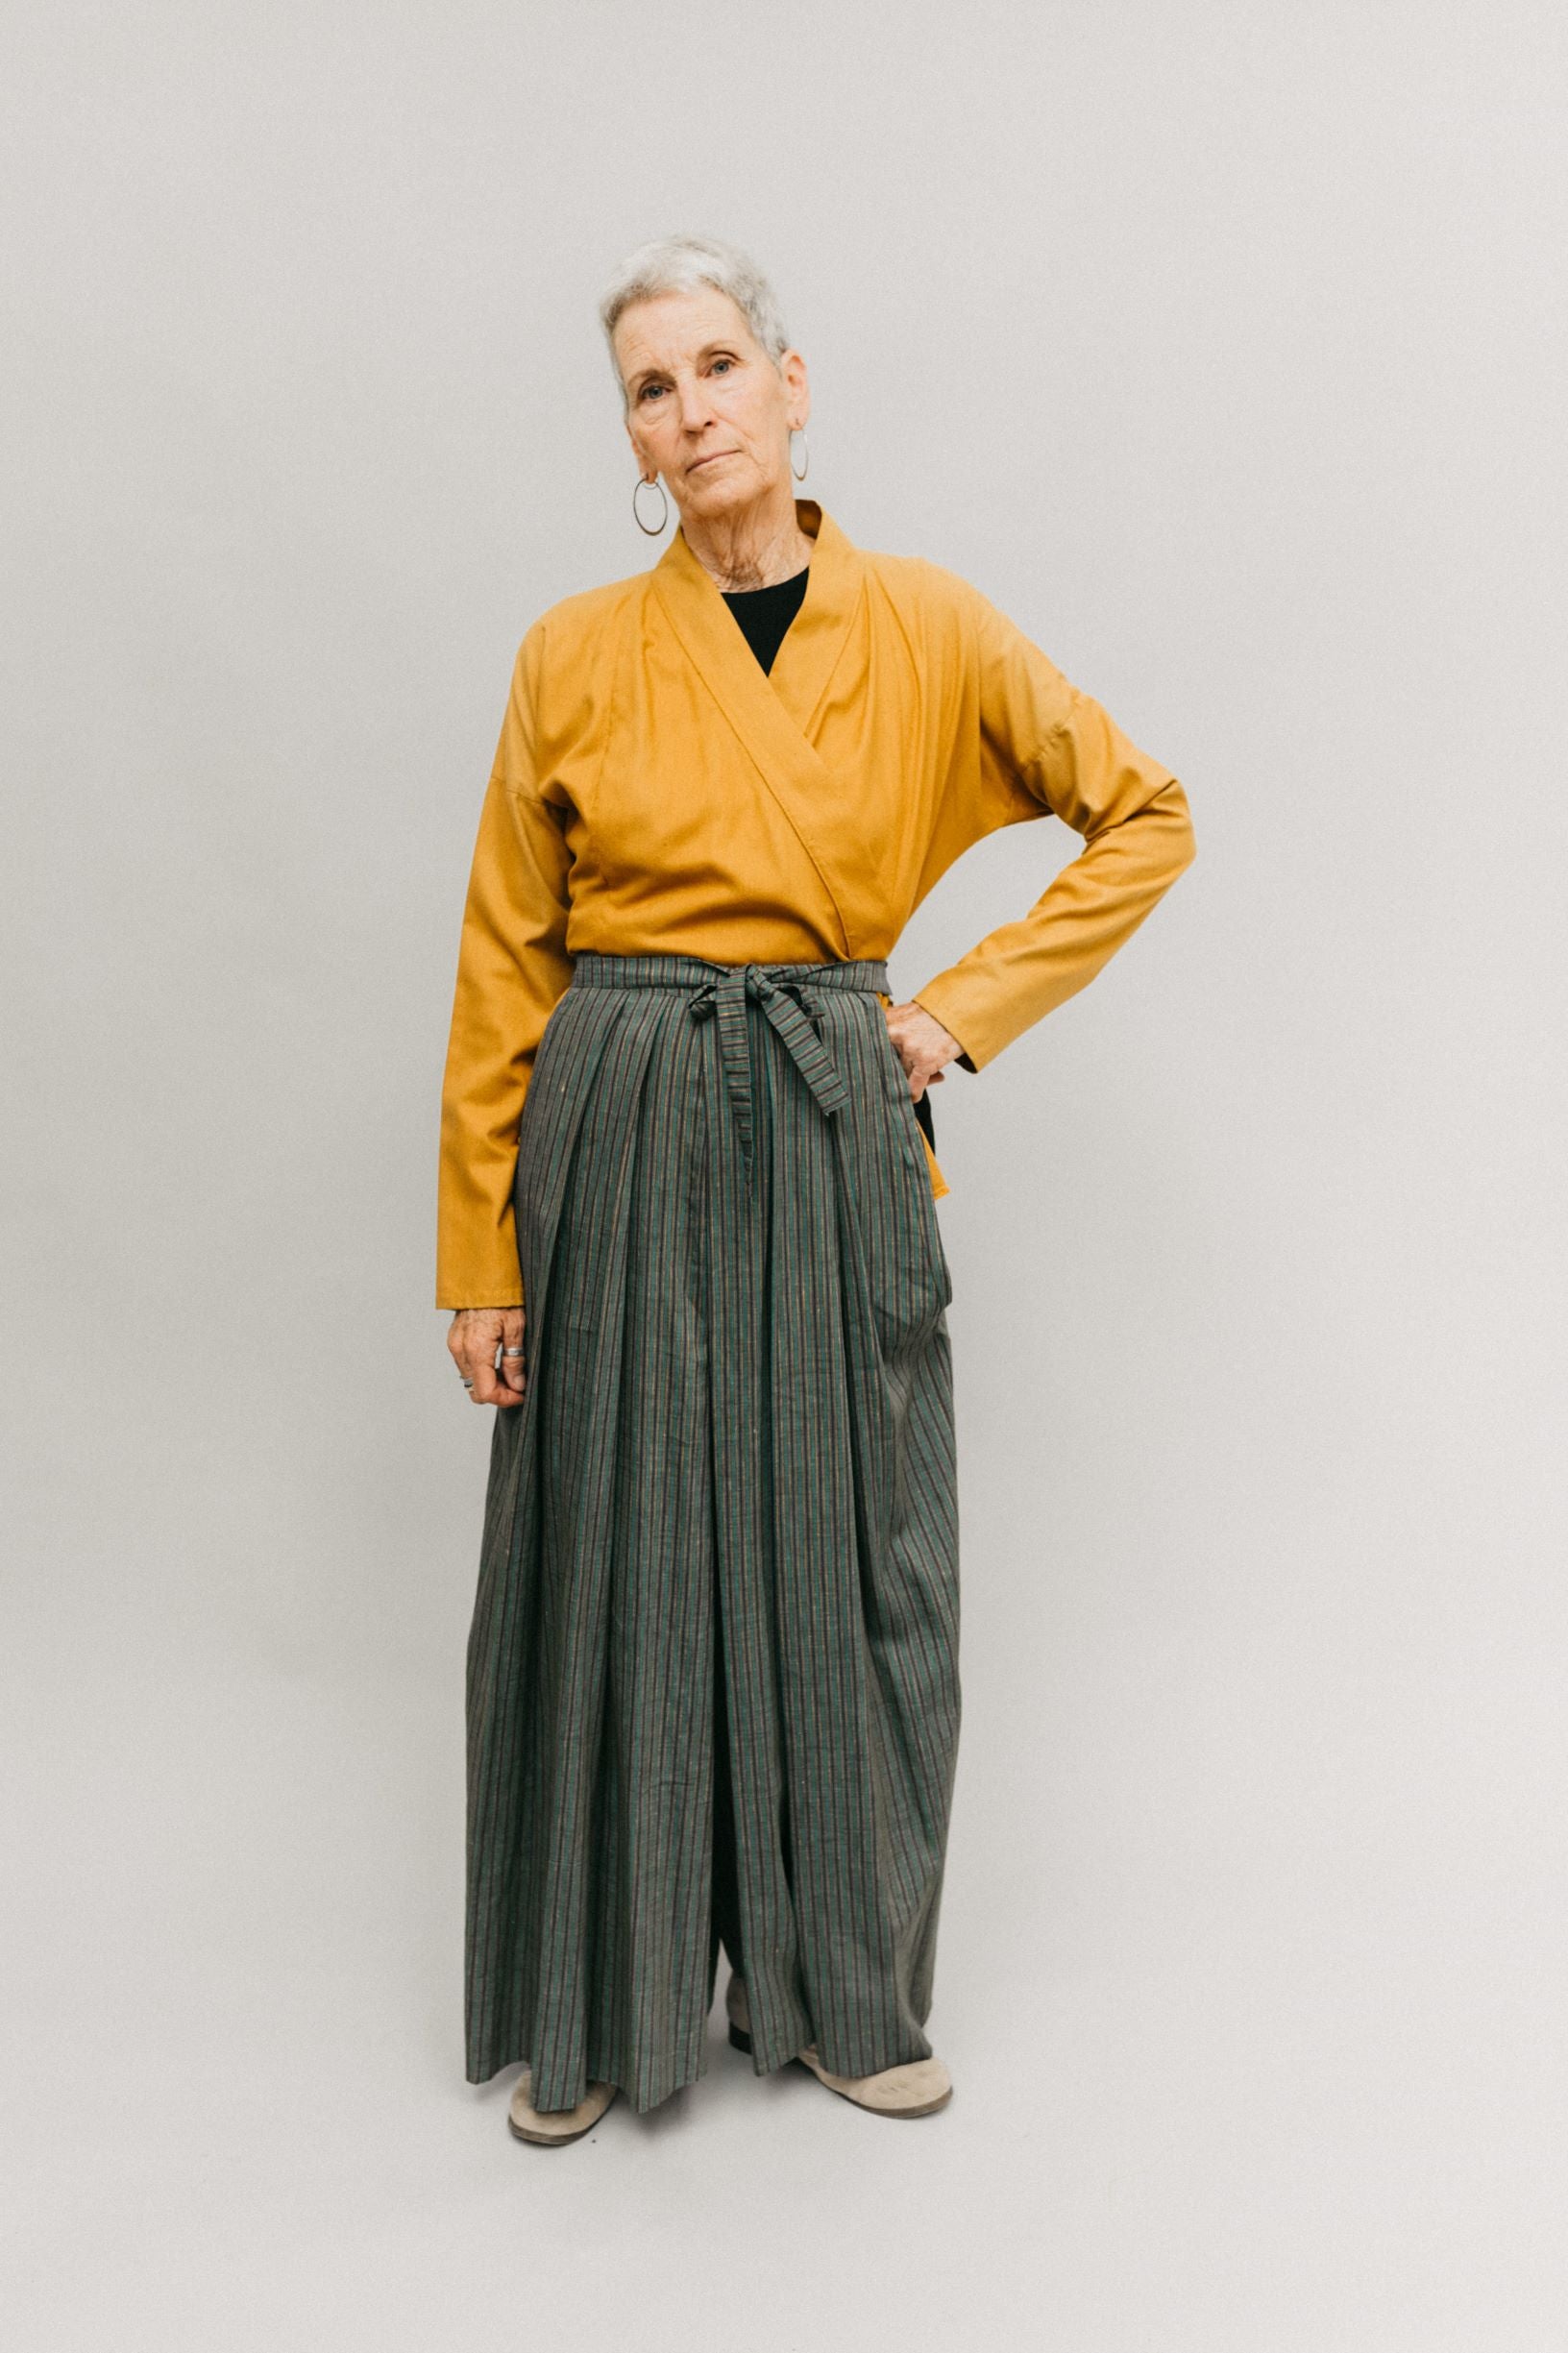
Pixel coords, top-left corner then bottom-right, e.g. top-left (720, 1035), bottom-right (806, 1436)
top-left (570, 952), bottom-right (892, 1197)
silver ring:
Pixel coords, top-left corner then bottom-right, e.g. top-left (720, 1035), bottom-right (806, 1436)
top-left (460, 1377), bottom-right (475, 1389)
top-left (502, 1347), bottom-right (525, 1359)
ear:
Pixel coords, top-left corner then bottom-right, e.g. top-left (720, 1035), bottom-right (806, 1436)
top-left (780, 347), bottom-right (810, 427)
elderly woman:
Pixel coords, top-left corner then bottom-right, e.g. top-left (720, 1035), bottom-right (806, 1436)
top-left (437, 232), bottom-right (1195, 2146)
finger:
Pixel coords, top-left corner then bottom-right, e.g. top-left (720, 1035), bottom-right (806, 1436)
top-left (468, 1333), bottom-right (527, 1408)
top-left (498, 1309), bottom-right (527, 1393)
top-left (453, 1325), bottom-right (497, 1394)
top-left (449, 1314), bottom-right (498, 1376)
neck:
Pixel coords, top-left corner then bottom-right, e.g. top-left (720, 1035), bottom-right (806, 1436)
top-left (681, 485), bottom-right (816, 592)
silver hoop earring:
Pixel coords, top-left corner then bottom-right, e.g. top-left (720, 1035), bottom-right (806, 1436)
top-left (632, 475), bottom-right (670, 535)
top-left (790, 427), bottom-right (810, 483)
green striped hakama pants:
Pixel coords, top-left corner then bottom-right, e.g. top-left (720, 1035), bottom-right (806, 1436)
top-left (465, 951), bottom-right (961, 2114)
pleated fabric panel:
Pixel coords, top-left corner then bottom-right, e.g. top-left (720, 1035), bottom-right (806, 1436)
top-left (464, 952), bottom-right (960, 2114)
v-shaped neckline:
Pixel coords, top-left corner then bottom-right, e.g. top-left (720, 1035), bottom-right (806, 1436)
top-left (722, 561), bottom-right (811, 678)
top-left (650, 499), bottom-right (862, 740)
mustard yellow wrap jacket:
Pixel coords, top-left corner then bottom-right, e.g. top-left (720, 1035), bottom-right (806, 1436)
top-left (437, 498), bottom-right (1195, 1310)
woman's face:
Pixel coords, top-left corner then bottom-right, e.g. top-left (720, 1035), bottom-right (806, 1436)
top-left (615, 284), bottom-right (808, 527)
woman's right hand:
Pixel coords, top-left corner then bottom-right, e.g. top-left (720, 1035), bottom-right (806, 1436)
top-left (448, 1307), bottom-right (527, 1407)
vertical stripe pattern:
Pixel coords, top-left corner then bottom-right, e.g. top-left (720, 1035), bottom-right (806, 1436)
top-left (465, 952), bottom-right (960, 2114)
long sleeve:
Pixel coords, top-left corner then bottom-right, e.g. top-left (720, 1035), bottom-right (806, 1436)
top-left (436, 622), bottom-right (575, 1310)
top-left (911, 581), bottom-right (1196, 1072)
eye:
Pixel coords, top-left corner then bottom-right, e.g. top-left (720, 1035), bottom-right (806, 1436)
top-left (711, 356), bottom-right (734, 376)
top-left (638, 382), bottom-right (665, 403)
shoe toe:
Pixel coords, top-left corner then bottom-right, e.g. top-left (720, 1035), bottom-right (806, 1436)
top-left (797, 2044), bottom-right (953, 2115)
top-left (508, 2070), bottom-right (617, 2144)
top-left (859, 2056), bottom-right (951, 2112)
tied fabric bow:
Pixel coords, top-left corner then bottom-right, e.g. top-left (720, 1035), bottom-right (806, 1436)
top-left (688, 965), bottom-right (851, 1196)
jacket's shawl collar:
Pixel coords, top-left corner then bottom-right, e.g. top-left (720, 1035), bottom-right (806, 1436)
top-left (648, 500), bottom-right (879, 958)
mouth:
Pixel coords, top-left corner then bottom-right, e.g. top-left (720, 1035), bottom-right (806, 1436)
top-left (688, 452), bottom-right (737, 473)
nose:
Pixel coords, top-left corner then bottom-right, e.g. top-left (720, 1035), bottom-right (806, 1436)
top-left (675, 375), bottom-right (719, 434)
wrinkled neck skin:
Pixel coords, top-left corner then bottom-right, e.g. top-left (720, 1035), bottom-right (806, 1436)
top-left (677, 474), bottom-right (816, 594)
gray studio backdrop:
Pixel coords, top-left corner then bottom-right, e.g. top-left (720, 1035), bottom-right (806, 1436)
top-left (4, 2), bottom-right (1564, 2346)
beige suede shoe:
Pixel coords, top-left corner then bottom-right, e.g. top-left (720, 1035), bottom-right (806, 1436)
top-left (725, 1972), bottom-right (952, 2117)
top-left (507, 2068), bottom-right (619, 2145)
top-left (796, 2043), bottom-right (953, 2116)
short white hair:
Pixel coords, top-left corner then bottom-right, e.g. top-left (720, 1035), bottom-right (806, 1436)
top-left (598, 232), bottom-right (793, 407)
